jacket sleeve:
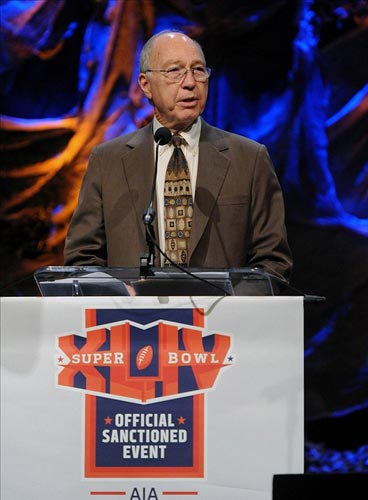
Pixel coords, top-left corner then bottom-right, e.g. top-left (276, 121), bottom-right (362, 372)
top-left (246, 144), bottom-right (293, 282)
top-left (64, 147), bottom-right (108, 266)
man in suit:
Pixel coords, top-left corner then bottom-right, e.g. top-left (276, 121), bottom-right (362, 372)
top-left (64, 30), bottom-right (292, 281)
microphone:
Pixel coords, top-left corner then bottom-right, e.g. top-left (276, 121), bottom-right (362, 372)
top-left (154, 126), bottom-right (172, 145)
top-left (141, 127), bottom-right (172, 277)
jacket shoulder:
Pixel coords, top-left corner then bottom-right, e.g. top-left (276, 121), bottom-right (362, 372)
top-left (200, 119), bottom-right (265, 153)
top-left (92, 122), bottom-right (153, 155)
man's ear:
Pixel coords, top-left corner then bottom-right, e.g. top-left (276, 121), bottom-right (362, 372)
top-left (138, 73), bottom-right (153, 101)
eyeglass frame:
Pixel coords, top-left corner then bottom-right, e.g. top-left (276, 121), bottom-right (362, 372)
top-left (144, 66), bottom-right (211, 82)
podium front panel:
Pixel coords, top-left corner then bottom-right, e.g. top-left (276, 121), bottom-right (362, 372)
top-left (1, 296), bottom-right (303, 500)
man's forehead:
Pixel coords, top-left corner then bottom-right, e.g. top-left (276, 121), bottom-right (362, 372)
top-left (152, 34), bottom-right (204, 62)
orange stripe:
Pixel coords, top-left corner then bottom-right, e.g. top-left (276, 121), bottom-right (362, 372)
top-left (162, 493), bottom-right (198, 496)
top-left (90, 493), bottom-right (126, 496)
top-left (193, 308), bottom-right (204, 328)
top-left (193, 393), bottom-right (205, 476)
top-left (85, 309), bottom-right (97, 328)
top-left (85, 395), bottom-right (97, 476)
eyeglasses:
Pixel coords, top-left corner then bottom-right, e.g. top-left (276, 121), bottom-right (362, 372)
top-left (145, 66), bottom-right (211, 82)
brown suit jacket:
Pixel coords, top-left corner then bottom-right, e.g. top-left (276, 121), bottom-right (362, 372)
top-left (64, 119), bottom-right (292, 279)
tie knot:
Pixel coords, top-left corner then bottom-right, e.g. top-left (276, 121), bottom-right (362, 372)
top-left (171, 135), bottom-right (186, 148)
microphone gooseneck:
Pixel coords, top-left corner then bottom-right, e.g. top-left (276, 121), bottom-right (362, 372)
top-left (141, 127), bottom-right (172, 277)
top-left (143, 127), bottom-right (172, 226)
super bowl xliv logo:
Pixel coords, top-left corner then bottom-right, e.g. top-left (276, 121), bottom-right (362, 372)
top-left (56, 308), bottom-right (234, 479)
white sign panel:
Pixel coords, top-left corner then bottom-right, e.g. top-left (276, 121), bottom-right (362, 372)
top-left (1, 296), bottom-right (303, 500)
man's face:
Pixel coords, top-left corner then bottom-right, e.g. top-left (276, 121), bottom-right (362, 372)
top-left (139, 33), bottom-right (208, 132)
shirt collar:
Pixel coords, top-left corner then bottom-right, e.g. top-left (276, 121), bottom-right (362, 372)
top-left (153, 117), bottom-right (201, 152)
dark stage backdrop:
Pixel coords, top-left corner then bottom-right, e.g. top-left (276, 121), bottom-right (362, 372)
top-left (1, 0), bottom-right (367, 472)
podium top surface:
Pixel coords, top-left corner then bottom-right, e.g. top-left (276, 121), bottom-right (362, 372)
top-left (34, 266), bottom-right (276, 297)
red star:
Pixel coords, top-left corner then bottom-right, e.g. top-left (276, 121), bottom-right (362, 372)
top-left (57, 356), bottom-right (64, 364)
top-left (104, 416), bottom-right (112, 425)
top-left (177, 416), bottom-right (186, 425)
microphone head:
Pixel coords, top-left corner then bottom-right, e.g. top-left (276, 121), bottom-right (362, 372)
top-left (154, 127), bottom-right (171, 145)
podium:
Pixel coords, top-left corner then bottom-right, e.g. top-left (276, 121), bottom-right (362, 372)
top-left (1, 268), bottom-right (304, 500)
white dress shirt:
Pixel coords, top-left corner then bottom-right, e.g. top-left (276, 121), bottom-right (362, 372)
top-left (153, 117), bottom-right (201, 264)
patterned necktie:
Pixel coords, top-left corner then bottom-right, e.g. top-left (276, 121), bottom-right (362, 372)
top-left (164, 135), bottom-right (193, 265)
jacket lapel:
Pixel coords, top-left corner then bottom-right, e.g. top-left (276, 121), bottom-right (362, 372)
top-left (121, 123), bottom-right (159, 240)
top-left (189, 119), bottom-right (230, 260)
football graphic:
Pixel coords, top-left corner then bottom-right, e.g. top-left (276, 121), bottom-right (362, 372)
top-left (136, 345), bottom-right (153, 370)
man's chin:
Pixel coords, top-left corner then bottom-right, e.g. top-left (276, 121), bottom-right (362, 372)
top-left (172, 110), bottom-right (201, 129)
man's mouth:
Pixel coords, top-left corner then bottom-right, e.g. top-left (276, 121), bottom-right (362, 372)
top-left (181, 96), bottom-right (197, 101)
top-left (180, 97), bottom-right (198, 104)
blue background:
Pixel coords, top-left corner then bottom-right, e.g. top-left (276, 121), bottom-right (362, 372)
top-left (1, 0), bottom-right (367, 472)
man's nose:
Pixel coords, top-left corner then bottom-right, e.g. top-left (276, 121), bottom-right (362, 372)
top-left (181, 69), bottom-right (196, 87)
